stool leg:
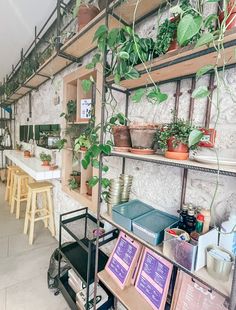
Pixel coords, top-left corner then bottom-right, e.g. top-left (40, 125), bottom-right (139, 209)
top-left (16, 178), bottom-right (21, 219)
top-left (29, 192), bottom-right (36, 245)
top-left (5, 169), bottom-right (10, 201)
top-left (24, 190), bottom-right (32, 235)
top-left (10, 176), bottom-right (17, 214)
top-left (9, 171), bottom-right (15, 203)
top-left (42, 192), bottom-right (48, 228)
top-left (46, 189), bottom-right (55, 237)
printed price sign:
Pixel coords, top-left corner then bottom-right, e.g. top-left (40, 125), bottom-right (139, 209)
top-left (80, 99), bottom-right (92, 119)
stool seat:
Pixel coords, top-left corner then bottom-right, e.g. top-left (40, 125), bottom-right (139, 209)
top-left (28, 181), bottom-right (53, 190)
top-left (24, 181), bottom-right (55, 245)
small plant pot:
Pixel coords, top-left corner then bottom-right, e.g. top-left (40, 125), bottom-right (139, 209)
top-left (77, 5), bottom-right (100, 32)
top-left (86, 181), bottom-right (92, 196)
top-left (24, 150), bottom-right (31, 157)
top-left (112, 125), bottom-right (131, 147)
top-left (165, 151), bottom-right (189, 160)
top-left (129, 125), bottom-right (158, 149)
top-left (167, 137), bottom-right (189, 153)
top-left (80, 146), bottom-right (87, 152)
top-left (168, 38), bottom-right (179, 52)
top-left (42, 160), bottom-right (50, 166)
top-left (219, 11), bottom-right (236, 29)
top-left (73, 175), bottom-right (81, 185)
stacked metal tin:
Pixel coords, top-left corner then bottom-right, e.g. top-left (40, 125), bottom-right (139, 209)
top-left (107, 174), bottom-right (133, 215)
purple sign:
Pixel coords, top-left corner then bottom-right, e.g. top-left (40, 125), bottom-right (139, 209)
top-left (115, 237), bottom-right (137, 267)
top-left (108, 257), bottom-right (127, 284)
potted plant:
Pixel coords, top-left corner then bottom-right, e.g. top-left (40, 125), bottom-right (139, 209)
top-left (70, 171), bottom-right (81, 185)
top-left (154, 118), bottom-right (203, 160)
top-left (86, 180), bottom-right (92, 196)
top-left (16, 143), bottom-right (22, 151)
top-left (155, 18), bottom-right (178, 55)
top-left (68, 178), bottom-right (79, 190)
top-left (24, 150), bottom-right (31, 157)
top-left (74, 0), bottom-right (100, 32)
top-left (74, 133), bottom-right (91, 151)
top-left (219, 0), bottom-right (236, 30)
top-left (67, 100), bottom-right (77, 122)
top-left (109, 113), bottom-right (131, 151)
top-left (40, 152), bottom-right (52, 166)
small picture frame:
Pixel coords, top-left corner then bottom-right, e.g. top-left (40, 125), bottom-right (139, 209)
top-left (199, 128), bottom-right (216, 148)
top-left (80, 98), bottom-right (92, 119)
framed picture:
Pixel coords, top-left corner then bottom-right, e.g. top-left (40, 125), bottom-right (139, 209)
top-left (80, 98), bottom-right (92, 119)
top-left (199, 128), bottom-right (216, 147)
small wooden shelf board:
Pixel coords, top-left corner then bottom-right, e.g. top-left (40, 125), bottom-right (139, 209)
top-left (110, 151), bottom-right (236, 176)
top-left (98, 269), bottom-right (153, 310)
top-left (101, 212), bottom-right (233, 299)
top-left (107, 29), bottom-right (236, 89)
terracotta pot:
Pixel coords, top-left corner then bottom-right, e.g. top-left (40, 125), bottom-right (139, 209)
top-left (219, 10), bottom-right (236, 29)
top-left (165, 151), bottom-right (189, 160)
top-left (112, 126), bottom-right (131, 147)
top-left (168, 38), bottom-right (179, 52)
top-left (80, 146), bottom-right (87, 151)
top-left (86, 181), bottom-right (92, 196)
top-left (24, 150), bottom-right (30, 157)
top-left (77, 5), bottom-right (100, 31)
top-left (42, 160), bottom-right (50, 166)
top-left (129, 125), bottom-right (158, 149)
top-left (72, 175), bottom-right (81, 185)
top-left (167, 137), bottom-right (188, 153)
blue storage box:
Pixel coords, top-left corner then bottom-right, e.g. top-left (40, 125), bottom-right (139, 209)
top-left (133, 210), bottom-right (179, 245)
top-left (112, 200), bottom-right (154, 231)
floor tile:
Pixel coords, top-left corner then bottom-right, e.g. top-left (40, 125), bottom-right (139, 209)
top-left (0, 289), bottom-right (6, 310)
top-left (0, 244), bottom-right (57, 290)
top-left (0, 237), bottom-right (8, 258)
top-left (6, 274), bottom-right (69, 310)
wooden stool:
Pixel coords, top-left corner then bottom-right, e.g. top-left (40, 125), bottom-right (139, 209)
top-left (5, 165), bottom-right (21, 203)
top-left (11, 171), bottom-right (29, 219)
top-left (24, 182), bottom-right (55, 245)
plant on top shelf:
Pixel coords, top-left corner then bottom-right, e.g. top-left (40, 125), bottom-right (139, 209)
top-left (154, 118), bottom-right (203, 160)
top-left (73, 0), bottom-right (100, 31)
top-left (40, 152), bottom-right (52, 166)
top-left (74, 133), bottom-right (91, 151)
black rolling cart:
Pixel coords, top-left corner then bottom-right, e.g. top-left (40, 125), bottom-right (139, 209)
top-left (57, 207), bottom-right (118, 310)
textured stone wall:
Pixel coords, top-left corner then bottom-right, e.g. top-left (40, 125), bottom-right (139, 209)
top-left (14, 3), bottom-right (236, 241)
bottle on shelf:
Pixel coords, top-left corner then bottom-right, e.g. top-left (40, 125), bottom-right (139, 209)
top-left (201, 209), bottom-right (211, 234)
top-left (195, 214), bottom-right (204, 234)
top-left (179, 204), bottom-right (188, 229)
top-left (185, 208), bottom-right (196, 233)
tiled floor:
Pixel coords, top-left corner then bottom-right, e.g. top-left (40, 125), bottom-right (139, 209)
top-left (0, 183), bottom-right (69, 310)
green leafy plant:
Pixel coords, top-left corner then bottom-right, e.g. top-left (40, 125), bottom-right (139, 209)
top-left (60, 100), bottom-right (77, 122)
top-left (155, 18), bottom-right (178, 55)
top-left (74, 133), bottom-right (91, 151)
top-left (154, 118), bottom-right (203, 151)
top-left (56, 138), bottom-right (67, 151)
top-left (39, 152), bottom-right (52, 162)
top-left (68, 178), bottom-right (79, 190)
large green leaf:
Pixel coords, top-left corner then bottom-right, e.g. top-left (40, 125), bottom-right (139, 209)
top-left (195, 32), bottom-right (214, 48)
top-left (177, 15), bottom-right (203, 46)
top-left (124, 67), bottom-right (140, 80)
top-left (188, 129), bottom-right (204, 148)
top-left (196, 65), bottom-right (214, 79)
top-left (81, 79), bottom-right (92, 93)
top-left (93, 25), bottom-right (108, 42)
top-left (118, 51), bottom-right (129, 60)
top-left (192, 86), bottom-right (210, 98)
top-left (88, 176), bottom-right (99, 187)
top-left (147, 89), bottom-right (168, 104)
top-left (131, 88), bottom-right (145, 103)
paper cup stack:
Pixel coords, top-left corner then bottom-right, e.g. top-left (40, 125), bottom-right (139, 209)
top-left (107, 174), bottom-right (133, 215)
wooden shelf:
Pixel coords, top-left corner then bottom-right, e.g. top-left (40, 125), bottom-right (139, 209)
top-left (67, 121), bottom-right (89, 125)
top-left (24, 73), bottom-right (49, 88)
top-left (110, 151), bottom-right (236, 177)
top-left (62, 10), bottom-right (123, 59)
top-left (98, 270), bottom-right (153, 310)
top-left (107, 29), bottom-right (236, 89)
top-left (101, 212), bottom-right (233, 299)
top-left (111, 0), bottom-right (166, 24)
top-left (38, 52), bottom-right (72, 77)
top-left (63, 185), bottom-right (93, 210)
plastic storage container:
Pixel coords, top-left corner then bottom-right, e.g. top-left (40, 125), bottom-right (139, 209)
top-left (220, 209), bottom-right (236, 255)
top-left (132, 209), bottom-right (179, 245)
top-left (112, 199), bottom-right (154, 231)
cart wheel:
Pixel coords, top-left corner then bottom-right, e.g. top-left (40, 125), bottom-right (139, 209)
top-left (54, 290), bottom-right (60, 296)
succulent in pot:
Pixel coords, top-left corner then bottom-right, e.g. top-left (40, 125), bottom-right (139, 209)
top-left (74, 0), bottom-right (100, 32)
top-left (68, 178), bottom-right (79, 190)
top-left (70, 171), bottom-right (81, 186)
top-left (109, 113), bottom-right (131, 151)
top-left (40, 152), bottom-right (52, 166)
top-left (154, 118), bottom-right (203, 160)
top-left (129, 123), bottom-right (160, 155)
top-left (74, 133), bottom-right (91, 152)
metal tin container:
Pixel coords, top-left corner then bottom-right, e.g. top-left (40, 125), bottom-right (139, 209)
top-left (206, 245), bottom-right (234, 282)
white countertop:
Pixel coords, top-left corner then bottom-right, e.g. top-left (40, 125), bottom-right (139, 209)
top-left (4, 150), bottom-right (61, 181)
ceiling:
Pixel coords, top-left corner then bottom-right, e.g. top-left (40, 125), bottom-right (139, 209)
top-left (0, 0), bottom-right (57, 83)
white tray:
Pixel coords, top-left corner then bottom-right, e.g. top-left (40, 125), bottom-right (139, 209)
top-left (193, 155), bottom-right (236, 166)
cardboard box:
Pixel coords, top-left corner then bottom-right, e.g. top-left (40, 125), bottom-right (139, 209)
top-left (163, 228), bottom-right (218, 271)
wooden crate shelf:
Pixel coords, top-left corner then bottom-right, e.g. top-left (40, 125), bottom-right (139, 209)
top-left (111, 0), bottom-right (166, 24)
top-left (107, 29), bottom-right (236, 89)
top-left (62, 10), bottom-right (123, 59)
top-left (38, 53), bottom-right (72, 77)
top-left (24, 73), bottom-right (49, 88)
top-left (101, 212), bottom-right (233, 299)
top-left (98, 270), bottom-right (153, 310)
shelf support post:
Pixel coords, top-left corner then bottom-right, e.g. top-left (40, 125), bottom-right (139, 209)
top-left (229, 263), bottom-right (236, 309)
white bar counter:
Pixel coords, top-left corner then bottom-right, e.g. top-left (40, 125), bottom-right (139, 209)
top-left (4, 150), bottom-right (61, 181)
